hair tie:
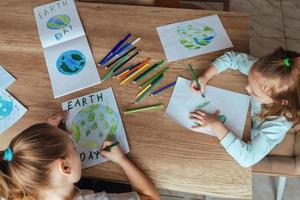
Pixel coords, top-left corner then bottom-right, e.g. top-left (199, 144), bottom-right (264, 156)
top-left (283, 58), bottom-right (291, 68)
top-left (3, 148), bottom-right (13, 161)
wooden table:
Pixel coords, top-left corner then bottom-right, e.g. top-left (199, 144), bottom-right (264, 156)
top-left (0, 1), bottom-right (251, 198)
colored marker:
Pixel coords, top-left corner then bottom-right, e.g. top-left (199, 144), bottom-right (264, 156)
top-left (120, 62), bottom-right (150, 85)
top-left (104, 46), bottom-right (136, 69)
top-left (150, 81), bottom-right (176, 96)
top-left (134, 74), bottom-right (164, 104)
top-left (136, 84), bottom-right (152, 97)
top-left (113, 62), bottom-right (141, 78)
top-left (113, 50), bottom-right (141, 73)
top-left (132, 60), bottom-right (164, 83)
top-left (99, 33), bottom-right (131, 65)
top-left (102, 37), bottom-right (141, 65)
top-left (102, 141), bottom-right (120, 151)
top-left (102, 55), bottom-right (129, 81)
top-left (139, 67), bottom-right (169, 89)
top-left (124, 103), bottom-right (164, 115)
top-left (189, 64), bottom-right (205, 98)
top-left (118, 58), bottom-right (150, 80)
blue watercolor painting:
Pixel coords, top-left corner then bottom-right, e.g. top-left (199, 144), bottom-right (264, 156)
top-left (47, 15), bottom-right (71, 30)
top-left (56, 50), bottom-right (86, 75)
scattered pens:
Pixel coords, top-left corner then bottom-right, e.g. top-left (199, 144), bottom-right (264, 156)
top-left (103, 46), bottom-right (136, 69)
top-left (132, 60), bottom-right (164, 83)
top-left (113, 50), bottom-right (141, 73)
top-left (102, 141), bottom-right (120, 151)
top-left (124, 103), bottom-right (164, 115)
top-left (188, 64), bottom-right (205, 98)
top-left (102, 55), bottom-right (129, 81)
top-left (113, 62), bottom-right (141, 78)
top-left (99, 33), bottom-right (131, 65)
top-left (120, 62), bottom-right (150, 85)
top-left (139, 66), bottom-right (169, 89)
top-left (150, 81), bottom-right (176, 96)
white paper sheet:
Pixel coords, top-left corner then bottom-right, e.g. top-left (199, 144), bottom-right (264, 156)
top-left (166, 77), bottom-right (250, 138)
top-left (0, 65), bottom-right (15, 90)
top-left (157, 15), bottom-right (233, 62)
top-left (62, 87), bottom-right (129, 168)
top-left (0, 90), bottom-right (27, 134)
top-left (34, 0), bottom-right (101, 98)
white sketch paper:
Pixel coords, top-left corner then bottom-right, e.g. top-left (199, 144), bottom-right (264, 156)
top-left (34, 0), bottom-right (101, 98)
top-left (156, 15), bottom-right (233, 62)
top-left (0, 65), bottom-right (15, 90)
top-left (0, 90), bottom-right (27, 134)
top-left (166, 77), bottom-right (250, 138)
top-left (62, 87), bottom-right (129, 168)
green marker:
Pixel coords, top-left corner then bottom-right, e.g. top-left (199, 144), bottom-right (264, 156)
top-left (189, 64), bottom-right (205, 98)
top-left (103, 141), bottom-right (120, 151)
top-left (132, 60), bottom-right (164, 83)
top-left (139, 66), bottom-right (169, 88)
top-left (102, 55), bottom-right (129, 81)
top-left (124, 103), bottom-right (164, 115)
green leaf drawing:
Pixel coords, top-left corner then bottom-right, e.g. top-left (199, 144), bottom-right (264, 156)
top-left (104, 120), bottom-right (109, 129)
top-left (105, 107), bottom-right (114, 115)
top-left (92, 122), bottom-right (98, 129)
top-left (99, 112), bottom-right (105, 121)
top-left (196, 101), bottom-right (210, 110)
top-left (85, 129), bottom-right (91, 136)
top-left (99, 132), bottom-right (103, 138)
top-left (80, 120), bottom-right (85, 127)
top-left (71, 53), bottom-right (83, 61)
top-left (203, 26), bottom-right (213, 32)
top-left (61, 62), bottom-right (77, 73)
top-left (71, 123), bottom-right (81, 143)
top-left (79, 140), bottom-right (99, 149)
top-left (88, 112), bottom-right (95, 122)
top-left (106, 122), bottom-right (117, 140)
top-left (80, 104), bottom-right (100, 113)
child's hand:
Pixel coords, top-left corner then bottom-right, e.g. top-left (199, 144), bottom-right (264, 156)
top-left (47, 110), bottom-right (68, 127)
top-left (190, 75), bottom-right (207, 94)
top-left (100, 141), bottom-right (127, 164)
top-left (189, 110), bottom-right (221, 131)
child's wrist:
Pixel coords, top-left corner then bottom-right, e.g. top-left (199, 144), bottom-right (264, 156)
top-left (116, 155), bottom-right (128, 166)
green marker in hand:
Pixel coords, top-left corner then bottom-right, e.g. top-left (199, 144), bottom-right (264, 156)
top-left (189, 64), bottom-right (205, 98)
top-left (103, 141), bottom-right (120, 151)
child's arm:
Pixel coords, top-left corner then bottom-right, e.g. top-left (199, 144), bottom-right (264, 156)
top-left (190, 111), bottom-right (293, 168)
top-left (100, 141), bottom-right (160, 200)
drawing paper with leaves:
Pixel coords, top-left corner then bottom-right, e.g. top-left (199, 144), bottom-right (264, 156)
top-left (34, 0), bottom-right (100, 98)
top-left (62, 87), bottom-right (129, 168)
top-left (166, 77), bottom-right (250, 138)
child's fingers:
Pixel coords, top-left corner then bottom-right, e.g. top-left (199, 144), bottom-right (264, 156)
top-left (213, 110), bottom-right (220, 116)
top-left (100, 149), bottom-right (111, 157)
top-left (100, 141), bottom-right (114, 150)
top-left (190, 116), bottom-right (203, 125)
top-left (195, 110), bottom-right (207, 116)
top-left (189, 112), bottom-right (204, 120)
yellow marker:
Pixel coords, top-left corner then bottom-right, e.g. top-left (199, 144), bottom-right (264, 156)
top-left (136, 84), bottom-right (151, 97)
top-left (120, 63), bottom-right (150, 85)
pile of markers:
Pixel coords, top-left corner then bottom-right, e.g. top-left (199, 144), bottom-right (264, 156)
top-left (99, 33), bottom-right (177, 114)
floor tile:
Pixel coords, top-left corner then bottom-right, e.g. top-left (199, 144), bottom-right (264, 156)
top-left (250, 37), bottom-right (286, 58)
top-left (281, 0), bottom-right (300, 39)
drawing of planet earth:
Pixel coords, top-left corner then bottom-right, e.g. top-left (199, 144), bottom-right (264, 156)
top-left (56, 50), bottom-right (86, 75)
top-left (0, 94), bottom-right (13, 120)
top-left (176, 23), bottom-right (216, 50)
top-left (47, 15), bottom-right (70, 30)
top-left (71, 104), bottom-right (119, 150)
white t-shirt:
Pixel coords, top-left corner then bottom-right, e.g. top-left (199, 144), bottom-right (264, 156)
top-left (74, 188), bottom-right (140, 200)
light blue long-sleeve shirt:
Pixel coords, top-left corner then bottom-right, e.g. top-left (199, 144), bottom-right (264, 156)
top-left (212, 51), bottom-right (293, 168)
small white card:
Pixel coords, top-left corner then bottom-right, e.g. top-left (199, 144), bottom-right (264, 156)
top-left (166, 77), bottom-right (250, 138)
top-left (62, 87), bottom-right (129, 168)
top-left (0, 90), bottom-right (27, 134)
top-left (157, 15), bottom-right (233, 62)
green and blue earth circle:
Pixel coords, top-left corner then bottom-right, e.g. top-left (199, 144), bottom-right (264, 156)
top-left (56, 50), bottom-right (86, 75)
top-left (0, 95), bottom-right (13, 120)
top-left (47, 15), bottom-right (70, 30)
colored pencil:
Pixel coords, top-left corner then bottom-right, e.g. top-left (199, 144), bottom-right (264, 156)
top-left (120, 63), bottom-right (150, 85)
top-left (104, 46), bottom-right (136, 69)
top-left (124, 103), bottom-right (164, 115)
top-left (113, 50), bottom-right (141, 73)
top-left (113, 62), bottom-right (141, 78)
top-left (132, 60), bottom-right (164, 83)
top-left (103, 141), bottom-right (120, 151)
top-left (136, 84), bottom-right (152, 97)
top-left (134, 74), bottom-right (164, 103)
top-left (118, 59), bottom-right (150, 80)
top-left (188, 64), bottom-right (205, 98)
top-left (102, 55), bottom-right (129, 81)
top-left (99, 33), bottom-right (131, 65)
top-left (139, 67), bottom-right (169, 89)
top-left (150, 81), bottom-right (176, 96)
top-left (102, 37), bottom-right (141, 65)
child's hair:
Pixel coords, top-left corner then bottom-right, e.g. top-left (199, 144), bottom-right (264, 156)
top-left (253, 47), bottom-right (300, 122)
top-left (0, 123), bottom-right (68, 200)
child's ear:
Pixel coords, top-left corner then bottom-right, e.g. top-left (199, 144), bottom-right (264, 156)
top-left (58, 159), bottom-right (71, 176)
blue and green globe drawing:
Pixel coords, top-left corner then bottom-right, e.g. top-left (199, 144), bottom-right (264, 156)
top-left (71, 104), bottom-right (119, 150)
top-left (47, 15), bottom-right (70, 30)
top-left (56, 50), bottom-right (86, 75)
top-left (0, 95), bottom-right (13, 120)
top-left (176, 23), bottom-right (216, 50)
